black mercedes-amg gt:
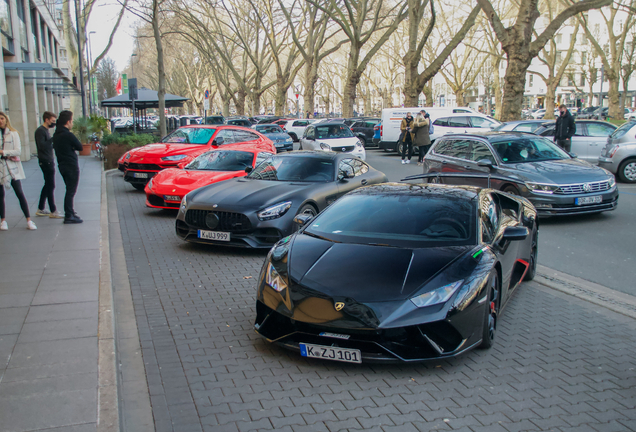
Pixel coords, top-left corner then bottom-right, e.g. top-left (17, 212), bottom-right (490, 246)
top-left (254, 183), bottom-right (538, 363)
top-left (175, 151), bottom-right (387, 248)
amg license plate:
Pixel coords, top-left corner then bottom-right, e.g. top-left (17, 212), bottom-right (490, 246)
top-left (197, 230), bottom-right (230, 241)
top-left (133, 172), bottom-right (149, 178)
top-left (575, 196), bottom-right (602, 205)
top-left (164, 195), bottom-right (181, 202)
top-left (299, 343), bottom-right (361, 363)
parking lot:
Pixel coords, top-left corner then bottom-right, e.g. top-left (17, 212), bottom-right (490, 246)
top-left (109, 163), bottom-right (636, 432)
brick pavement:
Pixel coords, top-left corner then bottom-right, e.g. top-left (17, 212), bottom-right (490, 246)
top-left (110, 173), bottom-right (636, 432)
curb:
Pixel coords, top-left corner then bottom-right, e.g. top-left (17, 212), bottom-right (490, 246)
top-left (535, 264), bottom-right (636, 320)
top-left (98, 168), bottom-right (119, 431)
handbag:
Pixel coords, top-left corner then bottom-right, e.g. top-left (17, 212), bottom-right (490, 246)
top-left (7, 156), bottom-right (20, 162)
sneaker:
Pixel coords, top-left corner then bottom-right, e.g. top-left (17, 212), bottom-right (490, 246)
top-left (64, 214), bottom-right (83, 224)
top-left (0, 221), bottom-right (7, 231)
top-left (35, 209), bottom-right (50, 216)
top-left (49, 211), bottom-right (64, 219)
top-left (27, 221), bottom-right (37, 230)
top-left (417, 162), bottom-right (423, 166)
top-left (406, 160), bottom-right (411, 164)
top-left (401, 160), bottom-right (406, 164)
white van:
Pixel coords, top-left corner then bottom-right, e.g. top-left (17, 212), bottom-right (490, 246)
top-left (379, 107), bottom-right (477, 152)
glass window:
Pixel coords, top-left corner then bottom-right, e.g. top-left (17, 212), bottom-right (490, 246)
top-left (491, 137), bottom-right (570, 163)
top-left (315, 124), bottom-right (354, 139)
top-left (254, 151), bottom-right (273, 167)
top-left (205, 116), bottom-right (225, 125)
top-left (453, 109), bottom-right (471, 113)
top-left (448, 117), bottom-right (470, 127)
top-left (255, 125), bottom-right (283, 134)
top-left (304, 194), bottom-right (476, 248)
top-left (338, 159), bottom-right (356, 178)
top-left (433, 117), bottom-right (449, 127)
top-left (186, 150), bottom-right (254, 171)
top-left (586, 123), bottom-right (615, 137)
top-left (248, 156), bottom-right (334, 182)
top-left (470, 116), bottom-right (496, 128)
top-left (480, 194), bottom-right (498, 243)
top-left (0, 0), bottom-right (13, 53)
top-left (513, 123), bottom-right (540, 132)
top-left (469, 141), bottom-right (496, 164)
top-left (539, 126), bottom-right (555, 137)
top-left (161, 127), bottom-right (216, 145)
top-left (233, 130), bottom-right (259, 142)
top-left (365, 120), bottom-right (379, 128)
top-left (338, 159), bottom-right (368, 177)
top-left (216, 129), bottom-right (236, 144)
top-left (305, 127), bottom-right (315, 140)
top-left (434, 139), bottom-right (470, 160)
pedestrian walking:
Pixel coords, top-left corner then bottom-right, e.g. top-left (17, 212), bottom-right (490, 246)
top-left (413, 110), bottom-right (431, 166)
top-left (0, 112), bottom-right (37, 231)
top-left (554, 104), bottom-right (575, 153)
top-left (35, 111), bottom-right (63, 219)
top-left (52, 110), bottom-right (83, 224)
top-left (400, 112), bottom-right (415, 164)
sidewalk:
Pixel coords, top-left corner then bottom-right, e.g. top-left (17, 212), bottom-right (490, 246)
top-left (0, 156), bottom-right (109, 432)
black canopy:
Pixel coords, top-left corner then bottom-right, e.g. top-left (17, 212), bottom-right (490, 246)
top-left (100, 89), bottom-right (189, 109)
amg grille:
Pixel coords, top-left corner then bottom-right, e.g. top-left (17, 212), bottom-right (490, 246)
top-left (185, 209), bottom-right (252, 233)
top-left (331, 146), bottom-right (355, 152)
top-left (127, 163), bottom-right (163, 171)
top-left (555, 180), bottom-right (611, 195)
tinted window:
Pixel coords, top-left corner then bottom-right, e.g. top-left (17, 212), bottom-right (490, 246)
top-left (448, 117), bottom-right (470, 127)
top-left (247, 156), bottom-right (334, 182)
top-left (434, 139), bottom-right (470, 160)
top-left (611, 122), bottom-right (635, 139)
top-left (205, 116), bottom-right (225, 125)
top-left (305, 127), bottom-right (315, 140)
top-left (513, 123), bottom-right (540, 132)
top-left (433, 117), bottom-right (449, 127)
top-left (365, 120), bottom-right (379, 128)
top-left (254, 151), bottom-right (273, 167)
top-left (469, 141), bottom-right (496, 163)
top-left (234, 130), bottom-right (260, 142)
top-left (470, 116), bottom-right (496, 128)
top-left (255, 125), bottom-right (284, 134)
top-left (186, 151), bottom-right (254, 171)
top-left (216, 129), bottom-right (236, 144)
top-left (453, 109), bottom-right (471, 113)
top-left (539, 126), bottom-right (555, 137)
top-left (339, 159), bottom-right (369, 177)
top-left (586, 123), bottom-right (615, 137)
top-left (315, 125), bottom-right (354, 139)
top-left (292, 120), bottom-right (308, 127)
top-left (480, 194), bottom-right (498, 243)
top-left (491, 137), bottom-right (570, 163)
top-left (352, 122), bottom-right (364, 128)
top-left (162, 127), bottom-right (216, 145)
top-left (304, 194), bottom-right (476, 247)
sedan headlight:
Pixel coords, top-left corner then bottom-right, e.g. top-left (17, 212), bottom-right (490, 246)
top-left (265, 262), bottom-right (287, 292)
top-left (410, 280), bottom-right (463, 308)
top-left (286, 138), bottom-right (293, 143)
top-left (258, 201), bottom-right (292, 221)
top-left (320, 143), bottom-right (330, 150)
top-left (608, 175), bottom-right (616, 188)
top-left (525, 182), bottom-right (559, 194)
top-left (161, 154), bottom-right (187, 161)
top-left (355, 140), bottom-right (364, 148)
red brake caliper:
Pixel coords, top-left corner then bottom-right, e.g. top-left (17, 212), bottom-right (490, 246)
top-left (490, 301), bottom-right (496, 314)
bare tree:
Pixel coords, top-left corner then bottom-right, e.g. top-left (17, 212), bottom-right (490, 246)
top-left (95, 57), bottom-right (119, 101)
top-left (477, 0), bottom-right (611, 121)
top-left (620, 28), bottom-right (636, 112)
top-left (307, 0), bottom-right (409, 117)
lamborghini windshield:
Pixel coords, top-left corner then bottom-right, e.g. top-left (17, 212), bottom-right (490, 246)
top-left (162, 127), bottom-right (216, 144)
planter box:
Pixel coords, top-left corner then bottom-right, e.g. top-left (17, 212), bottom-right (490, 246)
top-left (80, 143), bottom-right (92, 156)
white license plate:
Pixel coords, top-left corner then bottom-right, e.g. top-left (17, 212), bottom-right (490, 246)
top-left (164, 195), bottom-right (181, 202)
top-left (197, 230), bottom-right (230, 241)
top-left (299, 343), bottom-right (361, 363)
top-left (575, 196), bottom-right (602, 205)
top-left (133, 172), bottom-right (148, 178)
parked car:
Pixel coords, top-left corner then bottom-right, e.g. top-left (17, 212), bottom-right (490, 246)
top-left (252, 124), bottom-right (294, 152)
top-left (423, 113), bottom-right (502, 155)
top-left (257, 116), bottom-right (284, 124)
top-left (281, 119), bottom-right (317, 142)
top-left (577, 106), bottom-right (600, 119)
top-left (144, 145), bottom-right (275, 209)
top-left (421, 131), bottom-right (618, 216)
top-left (121, 125), bottom-right (276, 190)
top-left (299, 122), bottom-right (366, 160)
top-left (175, 152), bottom-right (387, 248)
top-left (531, 109), bottom-right (547, 119)
top-left (350, 118), bottom-right (380, 147)
top-left (205, 115), bottom-right (225, 125)
top-left (598, 120), bottom-right (636, 183)
top-left (226, 116), bottom-right (252, 127)
top-left (254, 182), bottom-right (538, 362)
top-left (493, 120), bottom-right (546, 133)
top-left (532, 120), bottom-right (617, 164)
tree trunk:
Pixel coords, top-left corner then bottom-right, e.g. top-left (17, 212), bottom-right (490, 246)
top-left (494, 61), bottom-right (502, 119)
top-left (455, 90), bottom-right (465, 107)
top-left (403, 52), bottom-right (420, 107)
top-left (151, 0), bottom-right (167, 137)
top-left (274, 82), bottom-right (286, 116)
top-left (220, 91), bottom-right (230, 117)
top-left (545, 81), bottom-right (557, 118)
top-left (342, 49), bottom-right (361, 118)
top-left (499, 50), bottom-right (532, 122)
top-left (422, 84), bottom-right (433, 106)
top-left (607, 76), bottom-right (621, 120)
top-left (236, 88), bottom-right (246, 115)
top-left (304, 60), bottom-right (318, 115)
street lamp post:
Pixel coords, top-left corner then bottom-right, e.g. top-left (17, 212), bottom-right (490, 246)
top-left (74, 0), bottom-right (86, 117)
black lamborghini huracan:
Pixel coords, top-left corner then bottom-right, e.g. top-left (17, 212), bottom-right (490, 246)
top-left (175, 151), bottom-right (387, 248)
top-left (254, 183), bottom-right (538, 363)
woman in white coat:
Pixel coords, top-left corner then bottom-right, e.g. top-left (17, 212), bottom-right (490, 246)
top-left (0, 112), bottom-right (36, 230)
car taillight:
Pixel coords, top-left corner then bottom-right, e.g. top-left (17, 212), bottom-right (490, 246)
top-left (380, 125), bottom-right (383, 136)
top-left (609, 145), bottom-right (620, 158)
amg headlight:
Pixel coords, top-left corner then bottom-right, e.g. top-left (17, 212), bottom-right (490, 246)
top-left (411, 280), bottom-right (463, 308)
top-left (265, 262), bottom-right (287, 292)
top-left (179, 195), bottom-right (187, 212)
top-left (258, 201), bottom-right (292, 221)
top-left (525, 182), bottom-right (558, 194)
top-left (161, 154), bottom-right (187, 161)
top-left (320, 143), bottom-right (330, 150)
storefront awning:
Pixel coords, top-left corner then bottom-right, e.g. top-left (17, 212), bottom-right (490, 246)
top-left (3, 62), bottom-right (81, 96)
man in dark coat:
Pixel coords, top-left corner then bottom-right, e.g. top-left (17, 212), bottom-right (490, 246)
top-left (52, 110), bottom-right (83, 224)
top-left (35, 111), bottom-right (63, 218)
top-left (554, 104), bottom-right (576, 153)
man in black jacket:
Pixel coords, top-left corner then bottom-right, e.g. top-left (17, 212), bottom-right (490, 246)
top-left (52, 110), bottom-right (83, 224)
top-left (35, 111), bottom-right (63, 218)
top-left (554, 104), bottom-right (576, 152)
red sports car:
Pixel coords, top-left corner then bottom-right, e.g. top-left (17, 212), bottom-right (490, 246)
top-left (122, 125), bottom-right (275, 190)
top-left (144, 145), bottom-right (275, 209)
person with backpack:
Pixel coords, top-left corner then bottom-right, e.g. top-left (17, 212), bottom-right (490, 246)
top-left (0, 111), bottom-right (37, 231)
top-left (413, 110), bottom-right (431, 166)
top-left (400, 112), bottom-right (415, 164)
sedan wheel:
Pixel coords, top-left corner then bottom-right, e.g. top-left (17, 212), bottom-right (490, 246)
top-left (297, 204), bottom-right (317, 217)
top-left (479, 272), bottom-right (499, 349)
top-left (618, 159), bottom-right (636, 183)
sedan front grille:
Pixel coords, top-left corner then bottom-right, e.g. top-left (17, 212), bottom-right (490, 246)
top-left (331, 146), bottom-right (355, 152)
top-left (555, 180), bottom-right (611, 195)
top-left (185, 209), bottom-right (252, 233)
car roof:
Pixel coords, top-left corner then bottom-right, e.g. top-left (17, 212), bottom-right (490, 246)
top-left (276, 150), bottom-right (358, 161)
top-left (437, 131), bottom-right (541, 142)
top-left (352, 182), bottom-right (481, 200)
top-left (538, 119), bottom-right (615, 127)
top-left (313, 121), bottom-right (350, 127)
top-left (254, 123), bottom-right (281, 127)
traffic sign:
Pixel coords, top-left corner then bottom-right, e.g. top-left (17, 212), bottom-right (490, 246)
top-left (204, 98), bottom-right (210, 110)
top-left (295, 93), bottom-right (299, 99)
top-left (204, 89), bottom-right (209, 99)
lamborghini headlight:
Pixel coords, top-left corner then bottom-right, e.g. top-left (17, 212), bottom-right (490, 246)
top-left (179, 195), bottom-right (187, 213)
top-left (161, 154), bottom-right (187, 161)
top-left (147, 178), bottom-right (154, 190)
top-left (265, 262), bottom-right (287, 292)
top-left (410, 280), bottom-right (463, 308)
top-left (258, 201), bottom-right (292, 220)
top-left (125, 152), bottom-right (131, 160)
